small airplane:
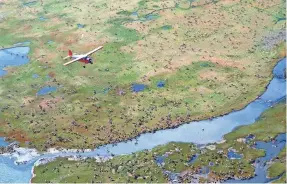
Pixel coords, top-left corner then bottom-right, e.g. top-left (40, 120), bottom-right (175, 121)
top-left (63, 46), bottom-right (103, 67)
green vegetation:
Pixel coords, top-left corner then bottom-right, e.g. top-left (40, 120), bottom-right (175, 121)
top-left (32, 103), bottom-right (286, 183)
top-left (268, 162), bottom-right (285, 178)
top-left (33, 152), bottom-right (167, 183)
top-left (272, 173), bottom-right (286, 183)
top-left (268, 147), bottom-right (286, 180)
top-left (225, 102), bottom-right (286, 142)
top-left (0, 0), bottom-right (285, 150)
top-left (161, 25), bottom-right (172, 30)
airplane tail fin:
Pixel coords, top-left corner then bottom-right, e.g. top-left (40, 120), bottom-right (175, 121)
top-left (68, 50), bottom-right (73, 57)
top-left (63, 50), bottom-right (73, 60)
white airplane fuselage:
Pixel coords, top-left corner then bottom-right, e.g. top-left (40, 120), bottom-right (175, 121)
top-left (71, 55), bottom-right (93, 64)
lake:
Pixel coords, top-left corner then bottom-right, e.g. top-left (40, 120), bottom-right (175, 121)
top-left (0, 47), bottom-right (285, 183)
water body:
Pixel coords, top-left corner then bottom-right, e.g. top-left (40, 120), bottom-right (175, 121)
top-left (273, 59), bottom-right (286, 79)
top-left (0, 157), bottom-right (34, 183)
top-left (0, 47), bottom-right (30, 76)
top-left (77, 24), bottom-right (85, 28)
top-left (0, 138), bottom-right (9, 147)
top-left (22, 1), bottom-right (37, 7)
top-left (103, 87), bottom-right (111, 94)
top-left (32, 74), bottom-right (39, 78)
top-left (164, 170), bottom-right (180, 182)
top-left (276, 17), bottom-right (286, 24)
top-left (13, 41), bottom-right (31, 47)
top-left (189, 154), bottom-right (199, 163)
top-left (226, 133), bottom-right (286, 183)
top-left (47, 40), bottom-right (54, 44)
top-left (37, 86), bottom-right (57, 95)
top-left (227, 150), bottom-right (242, 159)
top-left (245, 134), bottom-right (255, 143)
top-left (97, 59), bottom-right (285, 154)
top-left (199, 166), bottom-right (210, 174)
top-left (132, 83), bottom-right (146, 92)
top-left (131, 12), bottom-right (138, 16)
top-left (39, 16), bottom-right (48, 21)
top-left (145, 14), bottom-right (159, 21)
top-left (0, 57), bottom-right (285, 182)
top-left (155, 155), bottom-right (166, 166)
top-left (162, 25), bottom-right (172, 30)
top-left (157, 81), bottom-right (165, 88)
top-left (131, 14), bottom-right (160, 22)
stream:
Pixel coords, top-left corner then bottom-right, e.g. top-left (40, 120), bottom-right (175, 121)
top-left (0, 47), bottom-right (285, 183)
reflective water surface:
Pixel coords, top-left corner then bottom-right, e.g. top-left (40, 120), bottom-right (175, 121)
top-left (0, 50), bottom-right (285, 183)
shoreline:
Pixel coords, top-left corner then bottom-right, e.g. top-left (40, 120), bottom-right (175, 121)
top-left (18, 55), bottom-right (284, 180)
top-left (30, 167), bottom-right (35, 184)
top-left (0, 0), bottom-right (285, 154)
top-left (0, 56), bottom-right (285, 157)
top-left (0, 54), bottom-right (284, 182)
top-left (0, 0), bottom-right (285, 181)
top-left (30, 133), bottom-right (286, 183)
top-left (0, 54), bottom-right (285, 182)
top-left (0, 39), bottom-right (285, 151)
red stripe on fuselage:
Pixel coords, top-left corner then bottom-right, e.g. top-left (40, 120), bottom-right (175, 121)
top-left (79, 58), bottom-right (89, 64)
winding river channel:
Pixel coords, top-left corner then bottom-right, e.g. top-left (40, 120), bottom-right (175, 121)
top-left (0, 47), bottom-right (286, 183)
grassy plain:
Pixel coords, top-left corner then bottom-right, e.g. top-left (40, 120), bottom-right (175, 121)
top-left (32, 102), bottom-right (286, 183)
top-left (268, 147), bottom-right (286, 180)
top-left (0, 0), bottom-right (285, 150)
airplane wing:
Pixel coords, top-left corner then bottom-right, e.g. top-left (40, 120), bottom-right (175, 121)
top-left (63, 56), bottom-right (86, 66)
top-left (63, 56), bottom-right (70, 60)
top-left (84, 46), bottom-right (103, 56)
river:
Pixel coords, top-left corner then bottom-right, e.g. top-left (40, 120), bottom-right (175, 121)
top-left (0, 47), bottom-right (285, 183)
